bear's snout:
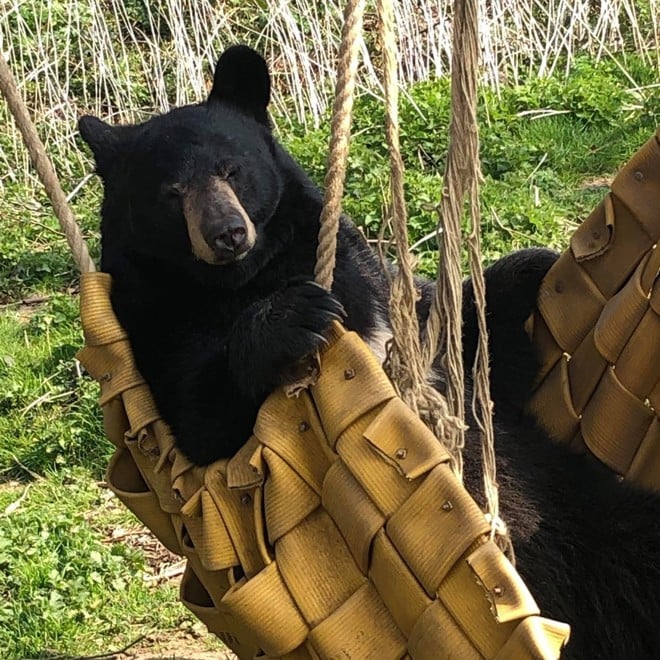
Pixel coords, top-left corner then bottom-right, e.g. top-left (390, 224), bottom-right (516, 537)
top-left (209, 217), bottom-right (249, 260)
top-left (183, 178), bottom-right (257, 265)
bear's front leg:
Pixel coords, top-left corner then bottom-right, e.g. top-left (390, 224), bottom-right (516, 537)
top-left (226, 281), bottom-right (345, 401)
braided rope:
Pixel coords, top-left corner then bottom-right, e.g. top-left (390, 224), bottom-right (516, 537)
top-left (0, 54), bottom-right (96, 275)
top-left (377, 0), bottom-right (465, 472)
top-left (314, 0), bottom-right (366, 290)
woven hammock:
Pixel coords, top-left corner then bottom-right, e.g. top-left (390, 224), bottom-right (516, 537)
top-left (527, 129), bottom-right (660, 492)
top-left (78, 274), bottom-right (569, 659)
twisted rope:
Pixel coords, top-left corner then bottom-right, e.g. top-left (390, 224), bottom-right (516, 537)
top-left (421, 0), bottom-right (512, 555)
top-left (314, 0), bottom-right (366, 290)
top-left (0, 54), bottom-right (96, 275)
top-left (377, 0), bottom-right (465, 472)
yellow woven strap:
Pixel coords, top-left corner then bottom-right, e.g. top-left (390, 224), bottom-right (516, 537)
top-left (528, 129), bottom-right (660, 491)
top-left (79, 272), bottom-right (570, 658)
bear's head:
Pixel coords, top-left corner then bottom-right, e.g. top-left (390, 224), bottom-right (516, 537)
top-left (79, 46), bottom-right (289, 284)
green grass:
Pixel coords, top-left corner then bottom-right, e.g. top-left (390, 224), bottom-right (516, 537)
top-left (0, 469), bottom-right (186, 657)
top-left (0, 52), bottom-right (658, 657)
top-left (0, 295), bottom-right (106, 474)
top-left (284, 56), bottom-right (659, 275)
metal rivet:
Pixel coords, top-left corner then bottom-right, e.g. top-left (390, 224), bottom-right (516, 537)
top-left (395, 448), bottom-right (407, 460)
top-left (634, 170), bottom-right (644, 181)
top-left (100, 372), bottom-right (112, 382)
top-left (554, 280), bottom-right (564, 293)
top-left (344, 368), bottom-right (355, 380)
top-left (441, 500), bottom-right (453, 512)
top-left (240, 494), bottom-right (252, 505)
top-left (492, 585), bottom-right (504, 597)
top-left (298, 421), bottom-right (310, 432)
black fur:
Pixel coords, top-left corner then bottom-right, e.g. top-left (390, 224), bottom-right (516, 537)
top-left (79, 47), bottom-right (390, 465)
top-left (462, 247), bottom-right (560, 420)
top-left (80, 45), bottom-right (660, 659)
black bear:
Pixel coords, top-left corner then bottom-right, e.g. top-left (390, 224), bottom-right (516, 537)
top-left (79, 45), bottom-right (660, 659)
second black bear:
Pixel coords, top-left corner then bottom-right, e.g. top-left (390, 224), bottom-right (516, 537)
top-left (79, 45), bottom-right (660, 659)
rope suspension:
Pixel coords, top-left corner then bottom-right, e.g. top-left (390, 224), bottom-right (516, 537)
top-left (424, 0), bottom-right (511, 553)
top-left (0, 55), bottom-right (95, 275)
top-left (377, 0), bottom-right (465, 475)
top-left (312, 0), bottom-right (511, 552)
top-left (313, 0), bottom-right (366, 290)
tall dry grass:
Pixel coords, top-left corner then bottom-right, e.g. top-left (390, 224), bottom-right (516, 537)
top-left (1, 0), bottom-right (658, 181)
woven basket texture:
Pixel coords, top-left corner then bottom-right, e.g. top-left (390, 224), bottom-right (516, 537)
top-left (527, 130), bottom-right (660, 491)
top-left (78, 277), bottom-right (569, 659)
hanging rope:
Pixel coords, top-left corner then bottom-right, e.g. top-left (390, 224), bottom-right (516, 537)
top-left (314, 0), bottom-right (366, 290)
top-left (377, 0), bottom-right (465, 472)
top-left (420, 0), bottom-right (512, 555)
top-left (0, 55), bottom-right (96, 275)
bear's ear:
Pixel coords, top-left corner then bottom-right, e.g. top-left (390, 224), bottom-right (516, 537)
top-left (78, 115), bottom-right (135, 176)
top-left (208, 45), bottom-right (271, 125)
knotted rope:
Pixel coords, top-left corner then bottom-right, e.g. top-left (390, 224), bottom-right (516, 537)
top-left (0, 54), bottom-right (96, 275)
top-left (425, 0), bottom-right (511, 556)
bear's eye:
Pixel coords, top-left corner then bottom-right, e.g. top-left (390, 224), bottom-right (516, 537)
top-left (165, 183), bottom-right (185, 198)
top-left (221, 167), bottom-right (238, 181)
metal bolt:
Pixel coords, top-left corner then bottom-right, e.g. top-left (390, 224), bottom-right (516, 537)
top-left (395, 448), bottom-right (408, 460)
top-left (100, 372), bottom-right (112, 382)
top-left (634, 170), bottom-right (644, 181)
top-left (298, 421), bottom-right (310, 432)
top-left (344, 368), bottom-right (356, 380)
top-left (441, 500), bottom-right (453, 512)
top-left (240, 494), bottom-right (252, 505)
top-left (492, 585), bottom-right (504, 597)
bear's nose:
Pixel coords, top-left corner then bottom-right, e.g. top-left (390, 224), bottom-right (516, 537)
top-left (214, 222), bottom-right (247, 254)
